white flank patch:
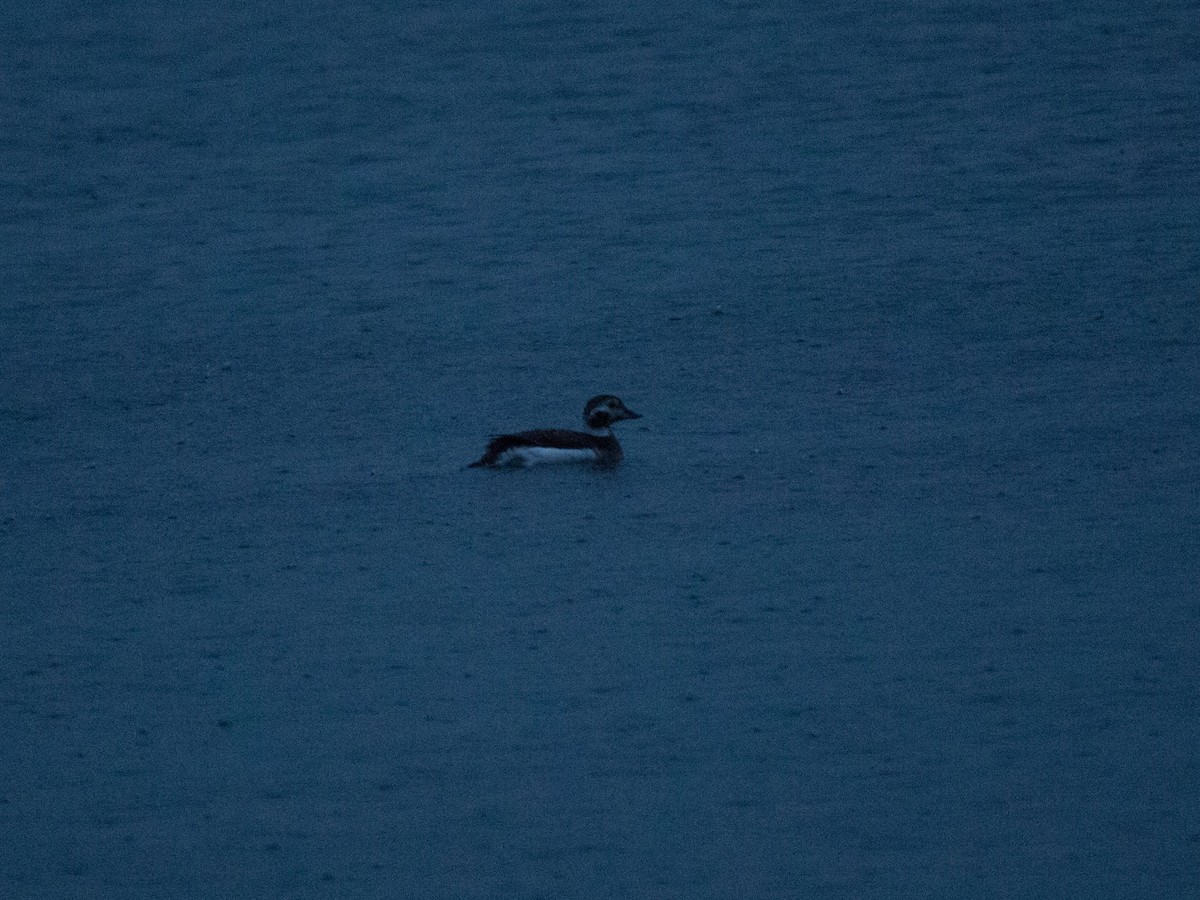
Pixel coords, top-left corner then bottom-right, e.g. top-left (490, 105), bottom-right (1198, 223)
top-left (496, 447), bottom-right (598, 466)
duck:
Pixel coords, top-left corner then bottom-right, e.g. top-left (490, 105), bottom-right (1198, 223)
top-left (468, 395), bottom-right (642, 468)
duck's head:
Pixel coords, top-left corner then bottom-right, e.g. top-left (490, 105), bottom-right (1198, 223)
top-left (584, 395), bottom-right (642, 430)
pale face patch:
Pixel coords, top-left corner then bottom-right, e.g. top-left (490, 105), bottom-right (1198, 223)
top-left (582, 395), bottom-right (640, 430)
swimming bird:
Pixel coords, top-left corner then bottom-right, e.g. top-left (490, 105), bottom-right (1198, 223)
top-left (468, 395), bottom-right (642, 468)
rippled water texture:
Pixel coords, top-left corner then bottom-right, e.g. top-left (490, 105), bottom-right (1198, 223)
top-left (2, 1), bottom-right (1198, 897)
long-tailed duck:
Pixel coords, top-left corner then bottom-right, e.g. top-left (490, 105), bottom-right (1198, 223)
top-left (468, 395), bottom-right (642, 468)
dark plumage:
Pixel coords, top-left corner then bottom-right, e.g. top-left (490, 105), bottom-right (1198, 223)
top-left (468, 395), bottom-right (641, 468)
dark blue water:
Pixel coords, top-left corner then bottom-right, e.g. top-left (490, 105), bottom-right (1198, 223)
top-left (3, 1), bottom-right (1198, 897)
